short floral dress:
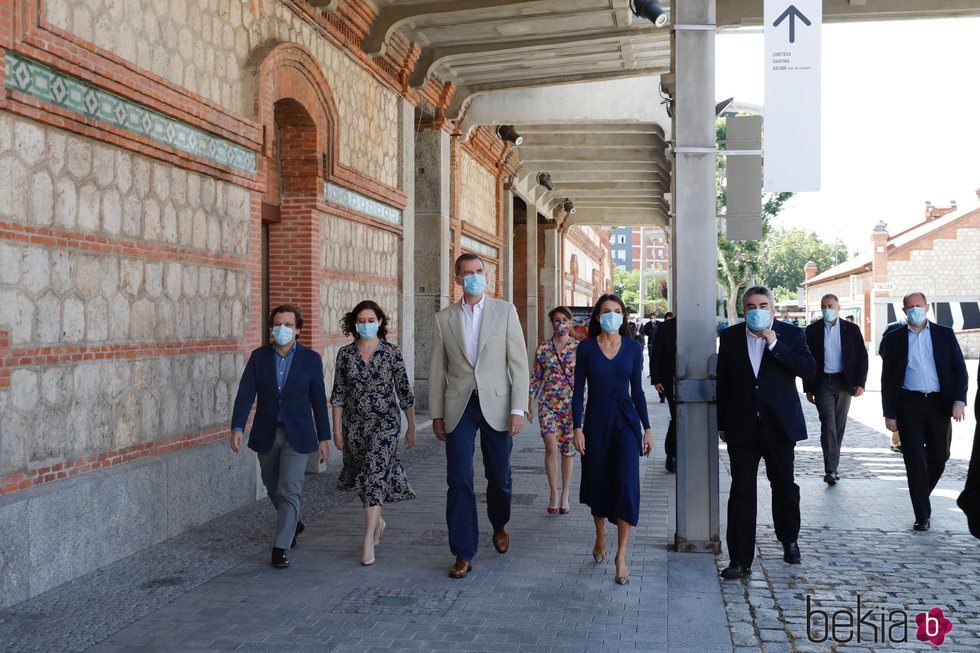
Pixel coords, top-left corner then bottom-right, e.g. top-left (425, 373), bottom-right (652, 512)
top-left (330, 339), bottom-right (415, 507)
top-left (530, 337), bottom-right (579, 457)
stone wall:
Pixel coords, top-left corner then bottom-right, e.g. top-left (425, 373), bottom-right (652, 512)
top-left (563, 229), bottom-right (599, 308)
top-left (457, 149), bottom-right (498, 236)
top-left (43, 0), bottom-right (401, 187)
top-left (886, 227), bottom-right (980, 298)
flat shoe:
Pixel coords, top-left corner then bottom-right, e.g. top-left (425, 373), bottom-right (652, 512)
top-left (449, 559), bottom-right (472, 579)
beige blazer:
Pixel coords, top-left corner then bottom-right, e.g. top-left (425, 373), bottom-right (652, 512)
top-left (428, 297), bottom-right (530, 433)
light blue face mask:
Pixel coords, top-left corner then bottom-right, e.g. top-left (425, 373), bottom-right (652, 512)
top-left (745, 308), bottom-right (772, 332)
top-left (271, 324), bottom-right (294, 346)
top-left (356, 322), bottom-right (379, 339)
top-left (462, 273), bottom-right (487, 296)
top-left (905, 306), bottom-right (927, 326)
top-left (822, 308), bottom-right (838, 323)
top-left (599, 311), bottom-right (624, 334)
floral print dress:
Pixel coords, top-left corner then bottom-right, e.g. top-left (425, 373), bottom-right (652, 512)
top-left (530, 337), bottom-right (579, 457)
top-left (330, 339), bottom-right (415, 507)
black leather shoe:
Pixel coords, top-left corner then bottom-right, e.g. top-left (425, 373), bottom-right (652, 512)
top-left (783, 542), bottom-right (801, 564)
top-left (665, 456), bottom-right (676, 473)
top-left (913, 519), bottom-right (930, 532)
top-left (720, 562), bottom-right (752, 579)
top-left (291, 520), bottom-right (305, 548)
top-left (823, 472), bottom-right (836, 486)
top-left (271, 547), bottom-right (289, 568)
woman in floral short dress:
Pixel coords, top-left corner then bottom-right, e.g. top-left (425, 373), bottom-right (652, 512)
top-left (530, 306), bottom-right (579, 515)
top-left (331, 300), bottom-right (416, 566)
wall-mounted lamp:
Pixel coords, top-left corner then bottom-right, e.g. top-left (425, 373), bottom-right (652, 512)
top-left (715, 97), bottom-right (735, 116)
top-left (496, 125), bottom-right (523, 145)
top-left (562, 199), bottom-right (576, 214)
top-left (537, 172), bottom-right (555, 191)
top-left (630, 0), bottom-right (670, 27)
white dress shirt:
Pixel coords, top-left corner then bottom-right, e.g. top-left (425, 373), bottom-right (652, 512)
top-left (460, 295), bottom-right (486, 366)
top-left (745, 327), bottom-right (775, 378)
top-left (823, 319), bottom-right (843, 373)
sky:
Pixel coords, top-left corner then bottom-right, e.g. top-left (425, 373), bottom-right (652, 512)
top-left (716, 16), bottom-right (980, 257)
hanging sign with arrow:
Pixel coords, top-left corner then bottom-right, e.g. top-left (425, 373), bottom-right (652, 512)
top-left (763, 0), bottom-right (821, 191)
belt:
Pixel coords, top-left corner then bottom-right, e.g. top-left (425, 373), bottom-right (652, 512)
top-left (901, 389), bottom-right (940, 398)
top-left (823, 372), bottom-right (844, 378)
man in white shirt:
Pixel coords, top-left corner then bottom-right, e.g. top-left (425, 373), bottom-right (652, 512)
top-left (803, 294), bottom-right (869, 486)
top-left (430, 253), bottom-right (530, 579)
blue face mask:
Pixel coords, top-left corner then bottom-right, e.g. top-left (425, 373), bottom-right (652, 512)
top-left (822, 308), bottom-right (838, 323)
top-left (905, 306), bottom-right (927, 326)
top-left (745, 309), bottom-right (772, 332)
top-left (599, 311), bottom-right (624, 334)
top-left (462, 273), bottom-right (487, 296)
top-left (271, 325), bottom-right (294, 346)
top-left (356, 322), bottom-right (379, 339)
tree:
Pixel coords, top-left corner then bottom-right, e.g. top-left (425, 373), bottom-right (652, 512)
top-left (715, 119), bottom-right (793, 322)
top-left (760, 227), bottom-right (852, 294)
top-left (614, 268), bottom-right (668, 316)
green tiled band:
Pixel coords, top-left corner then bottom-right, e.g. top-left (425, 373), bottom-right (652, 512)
top-left (324, 182), bottom-right (401, 225)
top-left (460, 235), bottom-right (499, 259)
top-left (4, 52), bottom-right (257, 174)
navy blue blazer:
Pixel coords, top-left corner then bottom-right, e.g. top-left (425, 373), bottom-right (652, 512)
top-left (880, 321), bottom-right (968, 420)
top-left (231, 342), bottom-right (331, 454)
top-left (716, 319), bottom-right (816, 444)
top-left (802, 318), bottom-right (869, 394)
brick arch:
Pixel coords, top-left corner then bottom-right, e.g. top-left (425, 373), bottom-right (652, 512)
top-left (248, 43), bottom-right (342, 355)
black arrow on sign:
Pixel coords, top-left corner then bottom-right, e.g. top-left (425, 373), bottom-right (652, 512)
top-left (773, 4), bottom-right (811, 44)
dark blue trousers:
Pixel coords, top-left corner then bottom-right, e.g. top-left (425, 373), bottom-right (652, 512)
top-left (446, 393), bottom-right (513, 561)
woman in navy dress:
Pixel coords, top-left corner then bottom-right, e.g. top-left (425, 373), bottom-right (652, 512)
top-left (572, 294), bottom-right (654, 585)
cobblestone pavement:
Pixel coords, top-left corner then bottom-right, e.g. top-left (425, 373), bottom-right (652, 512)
top-left (718, 383), bottom-right (980, 653)
top-left (0, 386), bottom-right (733, 653)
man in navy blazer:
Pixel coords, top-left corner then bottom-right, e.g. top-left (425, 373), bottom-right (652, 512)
top-left (231, 304), bottom-right (331, 568)
top-left (716, 286), bottom-right (815, 579)
top-left (881, 292), bottom-right (968, 531)
top-left (803, 294), bottom-right (869, 486)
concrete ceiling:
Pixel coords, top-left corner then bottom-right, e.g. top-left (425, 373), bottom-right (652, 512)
top-left (355, 0), bottom-right (980, 230)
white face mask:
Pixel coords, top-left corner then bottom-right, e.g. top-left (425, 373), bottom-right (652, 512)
top-left (271, 325), bottom-right (294, 346)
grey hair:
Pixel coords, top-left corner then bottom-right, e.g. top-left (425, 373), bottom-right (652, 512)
top-left (742, 285), bottom-right (774, 307)
top-left (820, 293), bottom-right (839, 303)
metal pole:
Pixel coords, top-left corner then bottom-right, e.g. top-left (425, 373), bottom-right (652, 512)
top-left (672, 0), bottom-right (721, 552)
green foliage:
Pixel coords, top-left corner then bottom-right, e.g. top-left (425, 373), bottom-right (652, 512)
top-left (614, 269), bottom-right (668, 315)
top-left (760, 227), bottom-right (853, 292)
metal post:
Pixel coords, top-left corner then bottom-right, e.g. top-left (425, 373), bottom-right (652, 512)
top-left (672, 0), bottom-right (721, 552)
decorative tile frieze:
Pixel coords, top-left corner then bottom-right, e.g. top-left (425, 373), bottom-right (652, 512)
top-left (460, 235), bottom-right (499, 260)
top-left (324, 181), bottom-right (401, 225)
top-left (4, 52), bottom-right (257, 174)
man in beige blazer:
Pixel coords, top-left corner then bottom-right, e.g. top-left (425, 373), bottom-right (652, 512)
top-left (430, 253), bottom-right (530, 579)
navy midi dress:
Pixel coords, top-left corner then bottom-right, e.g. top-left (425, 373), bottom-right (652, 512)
top-left (572, 337), bottom-right (651, 526)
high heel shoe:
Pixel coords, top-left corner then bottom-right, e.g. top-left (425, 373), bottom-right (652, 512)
top-left (615, 560), bottom-right (629, 584)
top-left (592, 534), bottom-right (607, 563)
top-left (374, 518), bottom-right (386, 546)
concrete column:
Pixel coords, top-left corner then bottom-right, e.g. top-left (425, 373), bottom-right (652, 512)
top-left (398, 98), bottom-right (416, 383)
top-left (413, 127), bottom-right (452, 410)
top-left (870, 223), bottom-right (890, 351)
top-left (503, 189), bottom-right (514, 302)
top-left (541, 225), bottom-right (559, 320)
top-left (673, 0), bottom-right (721, 552)
top-left (525, 201), bottom-right (539, 360)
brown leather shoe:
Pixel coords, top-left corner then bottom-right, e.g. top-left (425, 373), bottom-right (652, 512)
top-left (493, 528), bottom-right (509, 554)
top-left (448, 559), bottom-right (472, 579)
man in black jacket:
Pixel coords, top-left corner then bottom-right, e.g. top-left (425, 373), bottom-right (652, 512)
top-left (804, 294), bottom-right (869, 486)
top-left (716, 287), bottom-right (815, 579)
top-left (650, 313), bottom-right (677, 470)
top-left (957, 360), bottom-right (980, 538)
top-left (881, 292), bottom-right (968, 531)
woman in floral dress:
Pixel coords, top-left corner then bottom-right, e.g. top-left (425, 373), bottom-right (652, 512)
top-left (530, 306), bottom-right (579, 515)
top-left (331, 300), bottom-right (416, 566)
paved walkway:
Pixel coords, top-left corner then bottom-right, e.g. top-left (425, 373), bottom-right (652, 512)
top-left (1, 359), bottom-right (977, 652)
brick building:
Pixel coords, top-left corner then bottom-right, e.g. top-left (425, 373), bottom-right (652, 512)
top-left (0, 0), bottom-right (627, 605)
top-left (610, 225), bottom-right (669, 273)
top-left (803, 200), bottom-right (980, 356)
